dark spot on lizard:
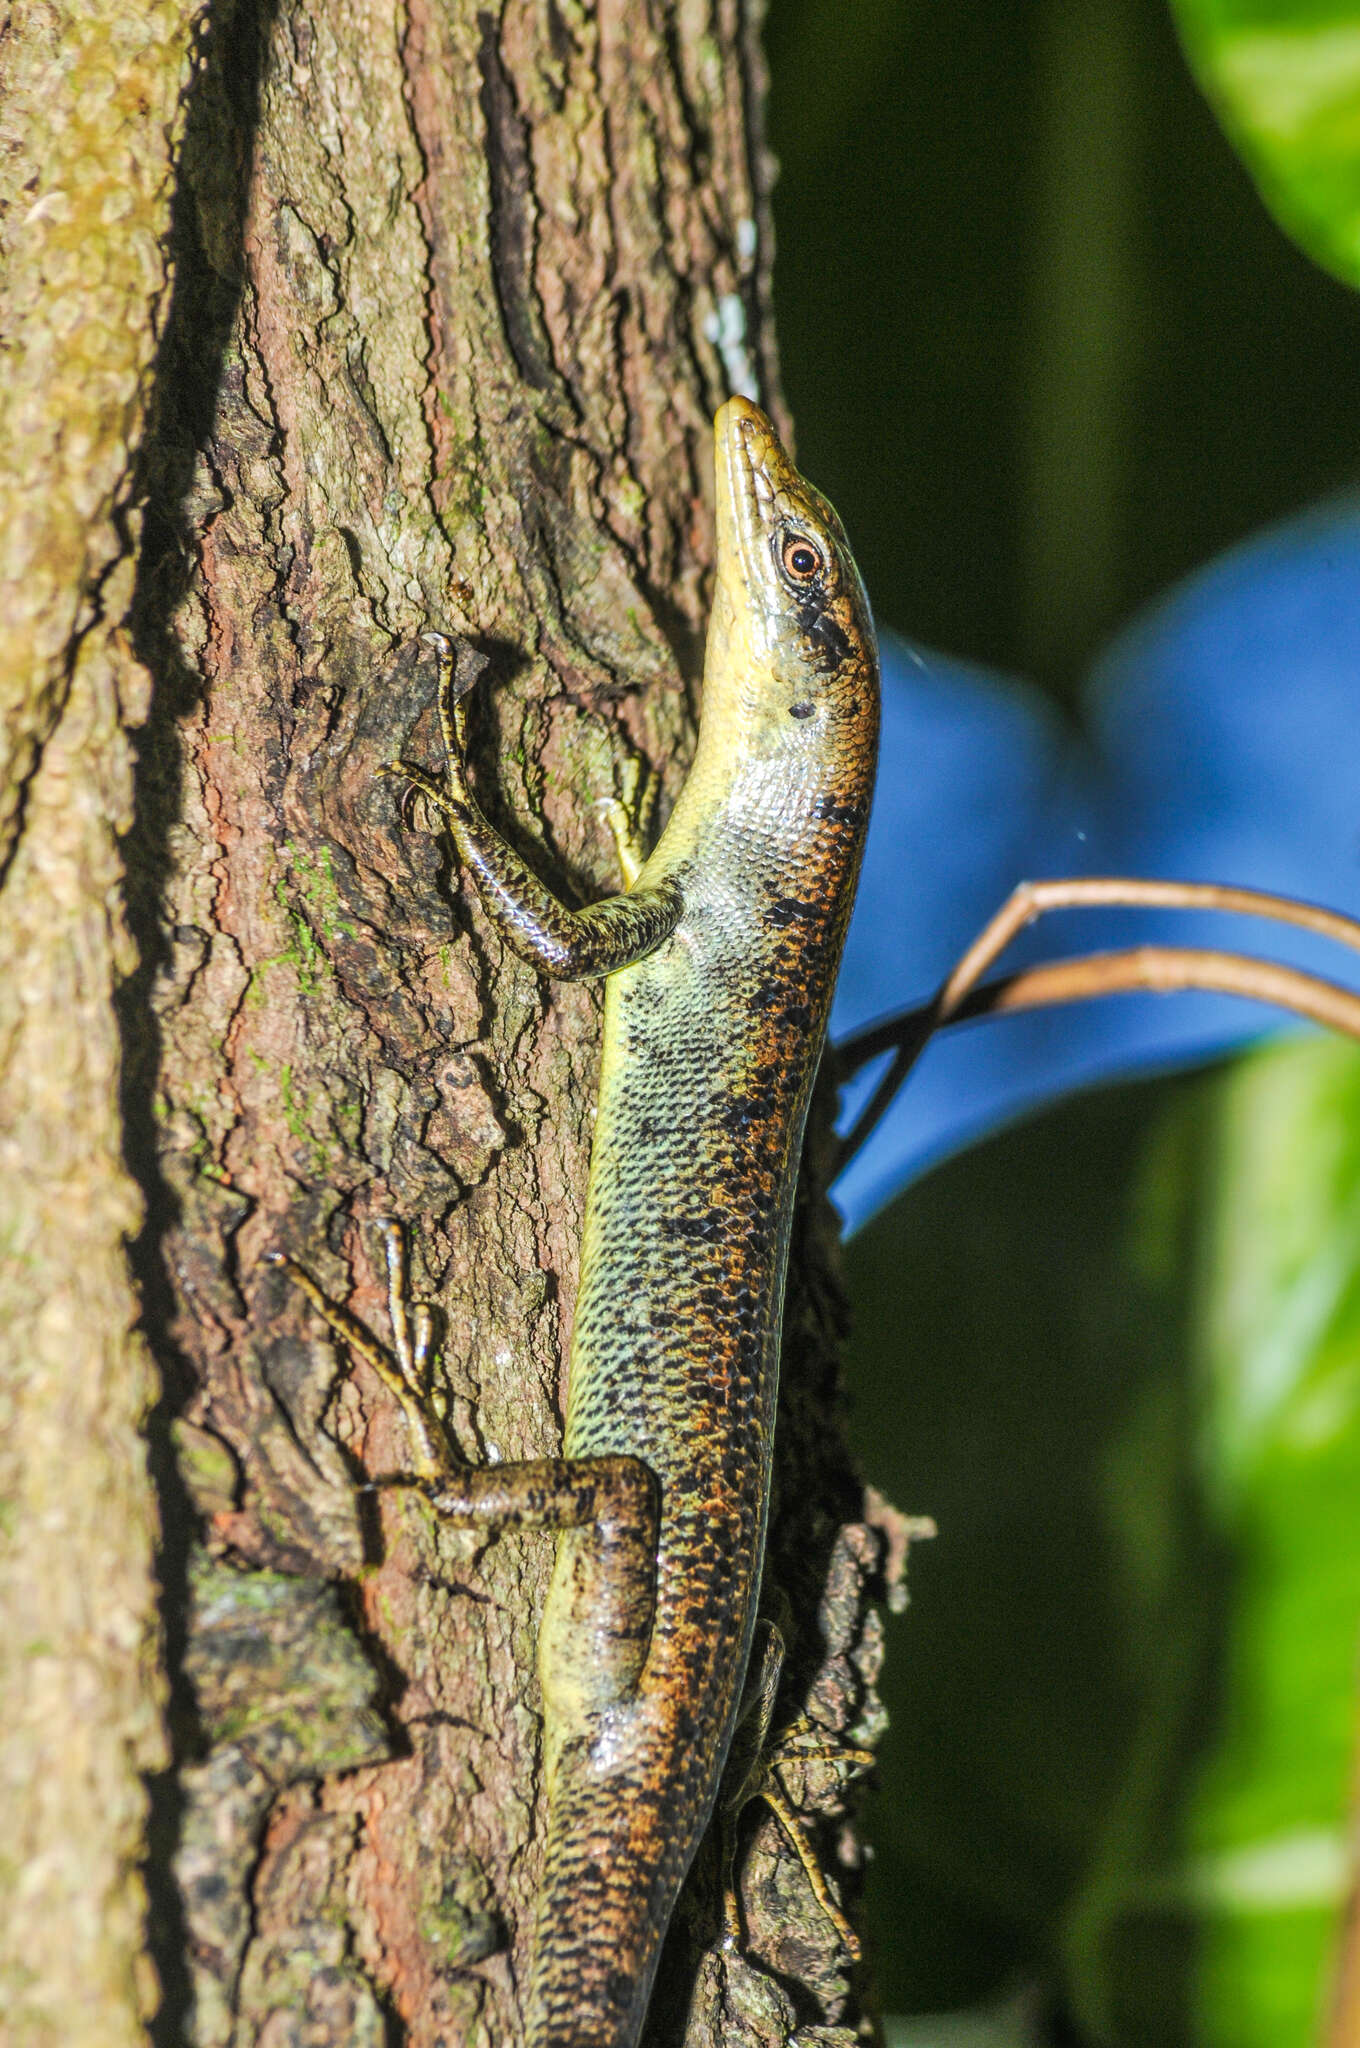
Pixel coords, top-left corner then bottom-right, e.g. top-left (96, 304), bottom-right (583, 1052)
top-left (814, 794), bottom-right (865, 827)
top-left (793, 594), bottom-right (853, 669)
top-left (764, 895), bottom-right (820, 927)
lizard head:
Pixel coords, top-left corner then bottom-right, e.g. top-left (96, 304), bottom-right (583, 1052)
top-left (709, 394), bottom-right (878, 752)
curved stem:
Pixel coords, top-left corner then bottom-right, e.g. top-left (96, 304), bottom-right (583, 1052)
top-left (834, 939), bottom-right (1360, 1172)
top-left (938, 877), bottom-right (1360, 1019)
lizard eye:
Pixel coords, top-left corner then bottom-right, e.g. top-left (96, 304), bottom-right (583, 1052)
top-left (781, 534), bottom-right (823, 582)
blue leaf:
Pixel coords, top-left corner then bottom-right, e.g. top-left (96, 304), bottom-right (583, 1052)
top-left (834, 495), bottom-right (1360, 1230)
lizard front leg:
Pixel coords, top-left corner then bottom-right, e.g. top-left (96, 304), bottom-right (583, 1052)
top-left (385, 633), bottom-right (680, 981)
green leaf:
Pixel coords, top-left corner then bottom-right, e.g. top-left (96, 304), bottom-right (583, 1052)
top-left (1170, 0), bottom-right (1360, 289)
top-left (1180, 1034), bottom-right (1360, 2044)
top-left (1067, 1036), bottom-right (1360, 2047)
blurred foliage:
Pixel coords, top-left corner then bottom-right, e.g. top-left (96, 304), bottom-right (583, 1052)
top-left (1171, 0), bottom-right (1360, 295)
top-left (843, 1043), bottom-right (1360, 2042)
top-left (884, 1997), bottom-right (1043, 2048)
top-left (842, 1071), bottom-right (1215, 2033)
top-left (765, 0), bottom-right (1360, 702)
top-left (764, 4), bottom-right (1360, 2041)
top-left (1177, 1037), bottom-right (1360, 2045)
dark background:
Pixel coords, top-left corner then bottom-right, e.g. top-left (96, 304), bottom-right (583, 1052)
top-left (764, 0), bottom-right (1360, 2034)
top-left (767, 0), bottom-right (1360, 705)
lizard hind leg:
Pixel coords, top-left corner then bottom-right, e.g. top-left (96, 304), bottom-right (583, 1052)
top-left (265, 1219), bottom-right (660, 1705)
top-left (720, 1620), bottom-right (873, 1963)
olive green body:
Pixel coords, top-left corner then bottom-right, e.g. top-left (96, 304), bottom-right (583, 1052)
top-left (527, 402), bottom-right (879, 2046)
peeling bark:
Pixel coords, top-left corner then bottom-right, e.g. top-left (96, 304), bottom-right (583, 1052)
top-left (2, 5), bottom-right (908, 2045)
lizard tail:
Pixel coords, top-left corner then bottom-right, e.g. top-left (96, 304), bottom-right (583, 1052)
top-left (524, 1733), bottom-right (708, 2048)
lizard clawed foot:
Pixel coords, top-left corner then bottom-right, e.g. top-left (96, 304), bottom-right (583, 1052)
top-left (380, 630), bottom-right (489, 825)
top-left (265, 1219), bottom-right (458, 1484)
top-left (720, 1733), bottom-right (870, 1963)
top-left (719, 1622), bottom-right (870, 1963)
top-left (377, 759), bottom-right (469, 833)
top-left (594, 747), bottom-right (659, 891)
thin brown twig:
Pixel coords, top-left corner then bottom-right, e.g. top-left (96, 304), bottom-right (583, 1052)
top-left (834, 936), bottom-right (1360, 1171)
top-left (937, 877), bottom-right (1360, 1020)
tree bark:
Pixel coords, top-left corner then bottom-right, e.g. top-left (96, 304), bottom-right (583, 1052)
top-left (0, 7), bottom-right (202, 2045)
top-left (2, 5), bottom-right (908, 2044)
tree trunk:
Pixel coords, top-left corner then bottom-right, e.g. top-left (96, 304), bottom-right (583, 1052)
top-left (1, 5), bottom-right (908, 2045)
top-left (0, 6), bottom-right (202, 2045)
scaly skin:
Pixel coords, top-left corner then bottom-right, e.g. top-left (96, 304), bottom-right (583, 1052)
top-left (527, 399), bottom-right (879, 2046)
top-left (278, 398), bottom-right (879, 2047)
